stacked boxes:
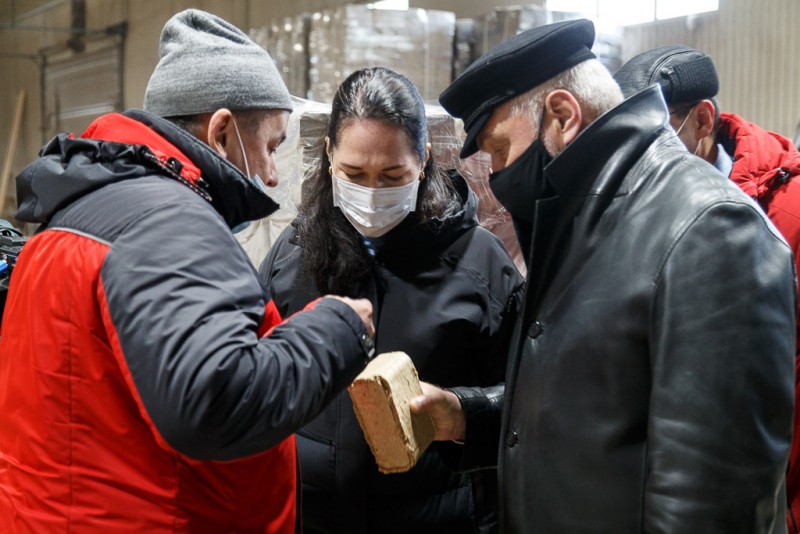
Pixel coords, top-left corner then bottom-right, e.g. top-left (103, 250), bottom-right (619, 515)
top-left (473, 5), bottom-right (623, 74)
top-left (252, 4), bottom-right (623, 101)
top-left (453, 18), bottom-right (479, 80)
top-left (307, 5), bottom-right (455, 102)
top-left (251, 14), bottom-right (311, 98)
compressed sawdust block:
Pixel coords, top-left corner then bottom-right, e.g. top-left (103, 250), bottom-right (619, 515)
top-left (348, 352), bottom-right (435, 474)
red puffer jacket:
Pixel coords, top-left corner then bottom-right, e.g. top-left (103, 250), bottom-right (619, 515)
top-left (0, 111), bottom-right (371, 532)
top-left (719, 112), bottom-right (800, 532)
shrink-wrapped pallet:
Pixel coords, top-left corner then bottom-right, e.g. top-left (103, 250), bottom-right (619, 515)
top-left (250, 14), bottom-right (310, 98)
top-left (474, 5), bottom-right (622, 74)
top-left (453, 18), bottom-right (479, 80)
top-left (307, 5), bottom-right (455, 102)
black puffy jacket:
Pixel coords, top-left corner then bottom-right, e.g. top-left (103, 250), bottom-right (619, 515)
top-left (260, 177), bottom-right (524, 534)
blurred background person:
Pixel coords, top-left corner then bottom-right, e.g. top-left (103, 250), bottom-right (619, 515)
top-left (259, 66), bottom-right (524, 534)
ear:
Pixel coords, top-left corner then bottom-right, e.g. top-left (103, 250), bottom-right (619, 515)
top-left (325, 136), bottom-right (331, 160)
top-left (424, 142), bottom-right (431, 166)
top-left (542, 90), bottom-right (583, 150)
top-left (694, 99), bottom-right (716, 140)
top-left (207, 108), bottom-right (234, 159)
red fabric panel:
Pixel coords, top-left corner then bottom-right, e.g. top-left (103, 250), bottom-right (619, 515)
top-left (0, 229), bottom-right (297, 532)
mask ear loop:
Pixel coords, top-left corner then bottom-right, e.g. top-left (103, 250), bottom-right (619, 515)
top-left (673, 104), bottom-right (696, 137)
top-left (232, 118), bottom-right (252, 180)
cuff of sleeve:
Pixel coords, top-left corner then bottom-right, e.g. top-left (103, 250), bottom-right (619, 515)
top-left (316, 297), bottom-right (376, 363)
top-left (446, 385), bottom-right (504, 471)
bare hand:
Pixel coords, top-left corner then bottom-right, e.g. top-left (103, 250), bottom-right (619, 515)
top-left (325, 296), bottom-right (375, 338)
top-left (410, 381), bottom-right (466, 442)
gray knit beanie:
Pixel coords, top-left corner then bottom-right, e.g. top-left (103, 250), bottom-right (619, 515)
top-left (144, 9), bottom-right (292, 117)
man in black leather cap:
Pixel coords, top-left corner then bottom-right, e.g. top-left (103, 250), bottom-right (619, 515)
top-left (413, 18), bottom-right (795, 533)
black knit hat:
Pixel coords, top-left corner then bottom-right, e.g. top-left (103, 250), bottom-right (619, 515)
top-left (614, 44), bottom-right (719, 106)
top-left (439, 19), bottom-right (596, 158)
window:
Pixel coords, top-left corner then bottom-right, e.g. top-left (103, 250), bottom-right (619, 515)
top-left (547, 0), bottom-right (718, 26)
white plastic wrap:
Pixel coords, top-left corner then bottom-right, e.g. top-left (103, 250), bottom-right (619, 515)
top-left (307, 5), bottom-right (455, 103)
top-left (473, 5), bottom-right (623, 74)
top-left (250, 14), bottom-right (311, 98)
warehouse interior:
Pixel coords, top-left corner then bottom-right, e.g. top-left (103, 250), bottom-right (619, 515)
top-left (0, 0), bottom-right (798, 227)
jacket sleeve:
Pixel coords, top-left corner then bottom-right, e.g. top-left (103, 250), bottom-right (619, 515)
top-left (645, 199), bottom-right (796, 531)
top-left (98, 200), bottom-right (371, 461)
top-left (440, 385), bottom-right (505, 471)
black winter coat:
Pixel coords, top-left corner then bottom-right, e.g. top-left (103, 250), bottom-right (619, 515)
top-left (260, 177), bottom-right (524, 534)
top-left (456, 86), bottom-right (796, 533)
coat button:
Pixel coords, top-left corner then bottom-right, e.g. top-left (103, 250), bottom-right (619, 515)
top-left (528, 321), bottom-right (543, 338)
top-left (505, 430), bottom-right (519, 448)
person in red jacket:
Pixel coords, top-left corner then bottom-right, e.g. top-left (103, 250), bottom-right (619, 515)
top-left (0, 9), bottom-right (376, 533)
top-left (615, 44), bottom-right (800, 532)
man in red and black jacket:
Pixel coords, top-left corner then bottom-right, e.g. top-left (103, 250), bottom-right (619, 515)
top-left (0, 9), bottom-right (375, 533)
top-left (616, 44), bottom-right (800, 532)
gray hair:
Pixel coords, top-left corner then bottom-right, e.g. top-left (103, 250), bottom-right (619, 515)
top-left (509, 59), bottom-right (624, 134)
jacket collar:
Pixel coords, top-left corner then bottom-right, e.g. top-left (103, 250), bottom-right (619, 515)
top-left (376, 171), bottom-right (478, 261)
top-left (123, 110), bottom-right (280, 227)
top-left (545, 85), bottom-right (670, 199)
top-left (16, 110), bottom-right (279, 226)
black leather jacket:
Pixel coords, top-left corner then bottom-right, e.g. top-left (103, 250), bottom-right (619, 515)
top-left (458, 86), bottom-right (795, 533)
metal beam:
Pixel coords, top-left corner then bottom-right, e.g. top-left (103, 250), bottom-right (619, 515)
top-left (11, 0), bottom-right (70, 23)
top-left (0, 23), bottom-right (86, 33)
top-left (0, 53), bottom-right (40, 62)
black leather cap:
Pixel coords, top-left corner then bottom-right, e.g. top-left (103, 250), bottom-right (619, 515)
top-left (439, 19), bottom-right (596, 158)
top-left (614, 44), bottom-right (719, 106)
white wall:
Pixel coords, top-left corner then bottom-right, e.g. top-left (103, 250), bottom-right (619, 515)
top-left (623, 0), bottom-right (800, 139)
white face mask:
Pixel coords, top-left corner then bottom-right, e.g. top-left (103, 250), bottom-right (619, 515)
top-left (231, 118), bottom-right (267, 233)
top-left (232, 118), bottom-right (266, 192)
top-left (332, 174), bottom-right (420, 238)
top-left (673, 105), bottom-right (703, 155)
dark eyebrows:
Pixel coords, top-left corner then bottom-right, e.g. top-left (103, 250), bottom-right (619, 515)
top-left (339, 162), bottom-right (406, 172)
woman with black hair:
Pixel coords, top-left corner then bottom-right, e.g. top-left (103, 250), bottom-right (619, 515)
top-left (259, 67), bottom-right (523, 534)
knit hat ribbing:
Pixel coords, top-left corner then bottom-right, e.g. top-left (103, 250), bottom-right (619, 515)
top-left (144, 9), bottom-right (292, 117)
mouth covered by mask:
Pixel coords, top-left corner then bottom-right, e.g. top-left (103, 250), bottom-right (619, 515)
top-left (231, 118), bottom-right (268, 234)
top-left (488, 138), bottom-right (554, 262)
top-left (332, 174), bottom-right (420, 238)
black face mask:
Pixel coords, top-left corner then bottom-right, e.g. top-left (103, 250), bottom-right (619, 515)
top-left (489, 139), bottom-right (554, 260)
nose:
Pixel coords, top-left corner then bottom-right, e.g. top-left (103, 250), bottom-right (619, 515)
top-left (263, 157), bottom-right (278, 187)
